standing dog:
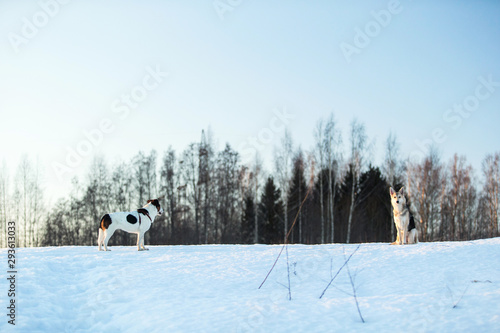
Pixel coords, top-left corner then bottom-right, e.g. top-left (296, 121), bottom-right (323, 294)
top-left (98, 198), bottom-right (164, 251)
top-left (390, 187), bottom-right (418, 245)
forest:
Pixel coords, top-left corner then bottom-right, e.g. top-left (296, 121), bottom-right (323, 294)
top-left (0, 115), bottom-right (499, 247)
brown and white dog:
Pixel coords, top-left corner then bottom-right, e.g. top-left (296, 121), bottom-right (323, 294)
top-left (98, 198), bottom-right (163, 251)
top-left (390, 187), bottom-right (418, 245)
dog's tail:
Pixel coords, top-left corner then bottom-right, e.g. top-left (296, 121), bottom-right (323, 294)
top-left (100, 214), bottom-right (112, 230)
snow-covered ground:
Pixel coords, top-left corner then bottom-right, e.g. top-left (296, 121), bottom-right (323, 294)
top-left (1, 238), bottom-right (499, 332)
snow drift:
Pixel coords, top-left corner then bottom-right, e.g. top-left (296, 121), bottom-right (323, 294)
top-left (1, 238), bottom-right (499, 332)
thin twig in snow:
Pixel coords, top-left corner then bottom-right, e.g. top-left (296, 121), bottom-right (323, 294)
top-left (344, 247), bottom-right (365, 323)
top-left (276, 281), bottom-right (288, 289)
top-left (319, 244), bottom-right (361, 299)
top-left (258, 184), bottom-right (313, 289)
top-left (331, 285), bottom-right (354, 297)
top-left (258, 244), bottom-right (286, 290)
top-left (452, 284), bottom-right (471, 309)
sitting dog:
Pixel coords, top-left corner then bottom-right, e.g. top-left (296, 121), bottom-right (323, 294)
top-left (98, 198), bottom-right (164, 251)
top-left (390, 187), bottom-right (418, 245)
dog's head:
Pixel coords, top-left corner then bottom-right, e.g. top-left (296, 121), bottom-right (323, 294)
top-left (147, 199), bottom-right (164, 216)
top-left (390, 187), bottom-right (406, 209)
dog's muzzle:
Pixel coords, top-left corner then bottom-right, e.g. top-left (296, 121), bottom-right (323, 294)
top-left (158, 207), bottom-right (164, 215)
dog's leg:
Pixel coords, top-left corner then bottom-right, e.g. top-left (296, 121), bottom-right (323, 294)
top-left (393, 228), bottom-right (402, 245)
top-left (397, 227), bottom-right (403, 245)
top-left (137, 232), bottom-right (142, 251)
top-left (390, 227), bottom-right (399, 245)
top-left (139, 232), bottom-right (149, 251)
top-left (401, 228), bottom-right (407, 245)
top-left (137, 232), bottom-right (148, 251)
top-left (409, 229), bottom-right (418, 244)
top-left (98, 228), bottom-right (103, 251)
top-left (141, 233), bottom-right (149, 251)
top-left (103, 228), bottom-right (115, 251)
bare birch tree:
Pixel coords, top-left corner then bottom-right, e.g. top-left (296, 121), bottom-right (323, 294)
top-left (346, 119), bottom-right (367, 244)
top-left (29, 158), bottom-right (44, 246)
top-left (314, 119), bottom-right (325, 243)
top-left (481, 152), bottom-right (500, 237)
top-left (323, 114), bottom-right (342, 243)
top-left (160, 147), bottom-right (179, 242)
top-left (382, 132), bottom-right (403, 241)
top-left (181, 143), bottom-right (200, 243)
top-left (13, 156), bottom-right (43, 247)
top-left (15, 156), bottom-right (31, 247)
top-left (214, 144), bottom-right (239, 243)
top-left (133, 151), bottom-right (147, 207)
top-left (275, 129), bottom-right (293, 241)
top-left (407, 148), bottom-right (443, 241)
top-left (84, 156), bottom-right (110, 245)
top-left (144, 150), bottom-right (158, 199)
top-left (251, 153), bottom-right (263, 243)
top-left (198, 129), bottom-right (215, 244)
top-left (111, 161), bottom-right (133, 212)
top-left (443, 155), bottom-right (477, 240)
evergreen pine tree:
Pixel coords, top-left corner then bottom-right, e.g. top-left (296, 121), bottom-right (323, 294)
top-left (241, 194), bottom-right (255, 244)
top-left (357, 165), bottom-right (392, 242)
top-left (258, 177), bottom-right (284, 244)
top-left (287, 152), bottom-right (307, 243)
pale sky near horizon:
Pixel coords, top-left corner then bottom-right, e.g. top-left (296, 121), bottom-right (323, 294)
top-left (1, 0), bottom-right (499, 204)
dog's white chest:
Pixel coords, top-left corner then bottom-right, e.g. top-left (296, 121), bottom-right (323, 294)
top-left (394, 211), bottom-right (409, 229)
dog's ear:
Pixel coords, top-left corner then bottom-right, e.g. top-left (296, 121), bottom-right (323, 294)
top-left (390, 187), bottom-right (396, 196)
top-left (149, 199), bottom-right (160, 210)
top-left (398, 187), bottom-right (405, 195)
top-left (147, 200), bottom-right (152, 203)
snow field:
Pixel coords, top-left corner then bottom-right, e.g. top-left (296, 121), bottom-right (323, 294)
top-left (1, 238), bottom-right (499, 332)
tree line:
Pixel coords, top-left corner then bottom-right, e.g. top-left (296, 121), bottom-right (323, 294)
top-left (1, 116), bottom-right (499, 247)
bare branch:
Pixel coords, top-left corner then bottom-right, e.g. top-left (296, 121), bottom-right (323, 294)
top-left (258, 184), bottom-right (313, 289)
top-left (344, 246), bottom-right (365, 323)
top-left (319, 244), bottom-right (361, 299)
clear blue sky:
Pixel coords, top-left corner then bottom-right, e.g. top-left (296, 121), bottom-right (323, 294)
top-left (1, 0), bottom-right (499, 203)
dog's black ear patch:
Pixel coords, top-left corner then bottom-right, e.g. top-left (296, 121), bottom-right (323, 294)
top-left (100, 214), bottom-right (112, 230)
top-left (126, 214), bottom-right (138, 224)
top-left (150, 199), bottom-right (160, 211)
